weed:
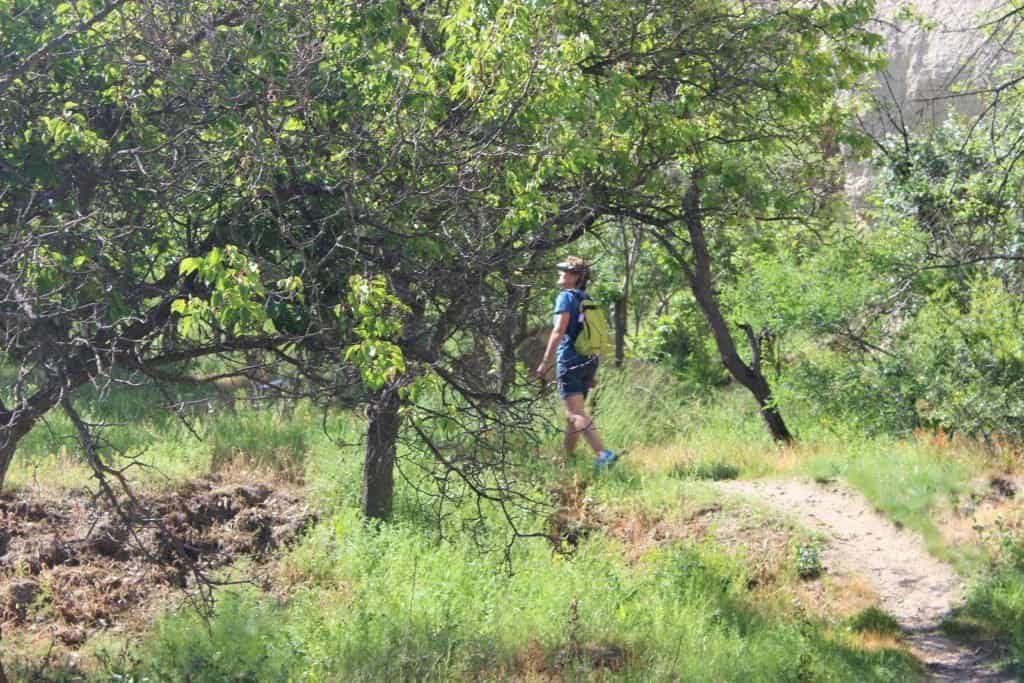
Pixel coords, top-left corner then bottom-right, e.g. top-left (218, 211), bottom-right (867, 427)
top-left (670, 460), bottom-right (740, 481)
top-left (794, 541), bottom-right (823, 580)
top-left (847, 607), bottom-right (902, 637)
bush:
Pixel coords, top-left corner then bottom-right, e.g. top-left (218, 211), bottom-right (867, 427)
top-left (793, 541), bottom-right (823, 580)
top-left (847, 607), bottom-right (901, 636)
top-left (900, 278), bottom-right (1024, 439)
top-left (633, 307), bottom-right (729, 389)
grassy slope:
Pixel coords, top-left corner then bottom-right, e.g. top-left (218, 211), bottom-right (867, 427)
top-left (6, 366), bottom-right (1021, 680)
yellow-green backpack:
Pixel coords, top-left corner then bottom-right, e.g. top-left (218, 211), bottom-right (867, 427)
top-left (572, 292), bottom-right (615, 358)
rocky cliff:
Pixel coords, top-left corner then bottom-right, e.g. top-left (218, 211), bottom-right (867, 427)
top-left (871, 0), bottom-right (1003, 128)
top-left (848, 0), bottom-right (1006, 197)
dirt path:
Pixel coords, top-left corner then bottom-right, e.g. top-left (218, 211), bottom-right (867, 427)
top-left (715, 478), bottom-right (1018, 682)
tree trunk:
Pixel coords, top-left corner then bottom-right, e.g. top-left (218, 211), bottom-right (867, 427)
top-left (613, 297), bottom-right (627, 368)
top-left (616, 221), bottom-right (639, 369)
top-left (674, 175), bottom-right (794, 443)
top-left (362, 387), bottom-right (401, 519)
top-left (0, 395), bottom-right (62, 490)
top-left (0, 406), bottom-right (54, 683)
top-left (0, 623), bottom-right (7, 683)
top-left (497, 291), bottom-right (525, 393)
top-left (0, 435), bottom-right (17, 495)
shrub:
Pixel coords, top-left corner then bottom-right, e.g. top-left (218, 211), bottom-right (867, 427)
top-left (847, 607), bottom-right (902, 637)
top-left (669, 460), bottom-right (740, 481)
top-left (793, 541), bottom-right (823, 580)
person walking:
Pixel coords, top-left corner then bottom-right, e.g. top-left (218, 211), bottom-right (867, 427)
top-left (535, 256), bottom-right (618, 469)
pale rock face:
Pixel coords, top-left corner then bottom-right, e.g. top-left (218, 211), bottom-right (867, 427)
top-left (848, 0), bottom-right (1005, 198)
top-left (871, 0), bottom-right (1002, 124)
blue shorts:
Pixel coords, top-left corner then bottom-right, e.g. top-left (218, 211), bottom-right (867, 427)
top-left (557, 359), bottom-right (597, 399)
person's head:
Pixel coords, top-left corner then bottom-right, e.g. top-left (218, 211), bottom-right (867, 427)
top-left (556, 256), bottom-right (590, 290)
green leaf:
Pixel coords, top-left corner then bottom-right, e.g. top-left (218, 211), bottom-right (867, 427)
top-left (179, 257), bottom-right (201, 276)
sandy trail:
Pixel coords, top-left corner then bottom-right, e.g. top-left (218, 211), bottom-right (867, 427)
top-left (715, 478), bottom-right (1018, 682)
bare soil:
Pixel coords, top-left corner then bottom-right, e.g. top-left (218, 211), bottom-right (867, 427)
top-left (716, 477), bottom-right (1019, 682)
top-left (0, 473), bottom-right (315, 653)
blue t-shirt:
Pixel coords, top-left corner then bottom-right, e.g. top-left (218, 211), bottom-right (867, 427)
top-left (553, 288), bottom-right (591, 374)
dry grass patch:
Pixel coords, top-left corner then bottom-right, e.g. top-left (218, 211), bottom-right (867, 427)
top-left (938, 475), bottom-right (1024, 551)
top-left (768, 572), bottom-right (881, 625)
top-left (501, 637), bottom-right (628, 682)
top-left (843, 630), bottom-right (906, 653)
top-left (0, 467), bottom-right (315, 670)
top-left (603, 503), bottom-right (720, 564)
top-left (3, 449), bottom-right (94, 495)
top-left (628, 440), bottom-right (835, 480)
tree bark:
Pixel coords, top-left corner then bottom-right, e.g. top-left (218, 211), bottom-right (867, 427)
top-left (362, 387), bottom-right (401, 519)
top-left (0, 374), bottom-right (85, 489)
top-left (0, 623), bottom-right (7, 683)
top-left (0, 415), bottom-right (32, 492)
top-left (613, 297), bottom-right (627, 368)
top-left (616, 221), bottom-right (638, 369)
top-left (671, 175), bottom-right (794, 443)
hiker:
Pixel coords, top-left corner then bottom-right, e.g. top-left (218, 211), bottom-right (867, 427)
top-left (535, 256), bottom-right (618, 468)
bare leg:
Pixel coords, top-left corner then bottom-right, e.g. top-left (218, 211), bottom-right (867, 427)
top-left (563, 417), bottom-right (581, 456)
top-left (562, 393), bottom-right (605, 456)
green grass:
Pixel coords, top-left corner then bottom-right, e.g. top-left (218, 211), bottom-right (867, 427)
top-left (6, 362), bottom-right (1021, 680)
top-left (90, 515), bottom-right (920, 682)
top-left (588, 363), bottom-right (696, 448)
top-left (670, 459), bottom-right (740, 481)
top-left (847, 608), bottom-right (902, 637)
top-left (802, 439), bottom-right (977, 559)
top-left (943, 535), bottom-right (1024, 676)
top-left (603, 384), bottom-right (983, 565)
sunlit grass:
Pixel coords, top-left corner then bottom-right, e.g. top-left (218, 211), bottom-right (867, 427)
top-left (5, 362), bottom-right (1021, 679)
top-left (91, 510), bottom-right (921, 682)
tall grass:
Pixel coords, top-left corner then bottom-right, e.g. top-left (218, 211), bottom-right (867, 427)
top-left (98, 511), bottom-right (920, 682)
top-left (957, 568), bottom-right (1024, 675)
top-left (803, 439), bottom-right (976, 555)
top-left (589, 363), bottom-right (696, 449)
top-left (8, 361), bottom-right (1018, 679)
top-left (81, 367), bottom-right (925, 680)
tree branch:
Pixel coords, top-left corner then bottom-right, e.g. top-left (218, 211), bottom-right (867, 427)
top-left (737, 323), bottom-right (761, 377)
top-left (0, 0), bottom-right (132, 96)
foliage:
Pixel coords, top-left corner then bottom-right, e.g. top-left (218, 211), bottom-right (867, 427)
top-left (899, 279), bottom-right (1024, 437)
top-left (0, 0), bottom-right (605, 532)
top-left (793, 542), bottom-right (824, 580)
top-left (722, 112), bottom-right (1024, 440)
top-left (634, 308), bottom-right (729, 389)
top-left (341, 275), bottom-right (409, 392)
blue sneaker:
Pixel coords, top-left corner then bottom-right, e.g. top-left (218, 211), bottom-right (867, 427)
top-left (595, 450), bottom-right (618, 469)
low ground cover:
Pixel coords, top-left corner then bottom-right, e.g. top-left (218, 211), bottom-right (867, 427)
top-left (1, 366), bottom-right (1020, 680)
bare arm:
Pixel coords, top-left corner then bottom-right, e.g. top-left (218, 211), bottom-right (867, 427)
top-left (535, 312), bottom-right (570, 377)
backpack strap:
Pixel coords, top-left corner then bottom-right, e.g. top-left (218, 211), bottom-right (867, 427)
top-left (568, 289), bottom-right (587, 322)
top-left (568, 288), bottom-right (590, 305)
